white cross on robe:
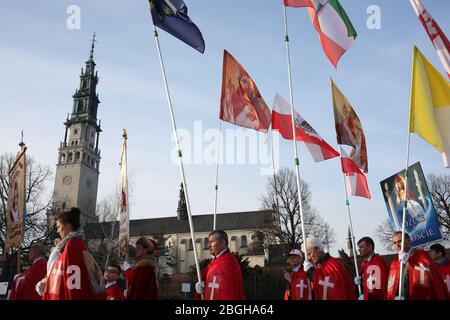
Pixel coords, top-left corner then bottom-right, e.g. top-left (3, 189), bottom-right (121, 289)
top-left (49, 261), bottom-right (65, 294)
top-left (414, 263), bottom-right (430, 285)
top-left (296, 280), bottom-right (308, 299)
top-left (444, 275), bottom-right (450, 293)
top-left (318, 276), bottom-right (335, 300)
top-left (208, 276), bottom-right (220, 300)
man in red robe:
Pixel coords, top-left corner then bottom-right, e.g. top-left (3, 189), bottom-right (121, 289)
top-left (123, 237), bottom-right (159, 300)
top-left (355, 237), bottom-right (388, 300)
top-left (284, 249), bottom-right (310, 300)
top-left (195, 230), bottom-right (244, 300)
top-left (8, 273), bottom-right (25, 300)
top-left (429, 243), bottom-right (450, 299)
top-left (104, 264), bottom-right (125, 300)
top-left (303, 236), bottom-right (356, 300)
top-left (387, 232), bottom-right (447, 300)
top-left (20, 243), bottom-right (47, 300)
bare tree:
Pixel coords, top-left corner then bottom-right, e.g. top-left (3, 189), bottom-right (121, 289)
top-left (0, 153), bottom-right (53, 280)
top-left (260, 167), bottom-right (336, 253)
top-left (375, 219), bottom-right (395, 253)
top-left (427, 173), bottom-right (450, 240)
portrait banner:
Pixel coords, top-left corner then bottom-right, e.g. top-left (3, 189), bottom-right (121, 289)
top-left (5, 147), bottom-right (26, 252)
top-left (380, 162), bottom-right (442, 247)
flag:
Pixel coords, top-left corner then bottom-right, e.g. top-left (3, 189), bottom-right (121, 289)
top-left (220, 50), bottom-right (272, 132)
top-left (5, 146), bottom-right (26, 252)
top-left (340, 147), bottom-right (370, 199)
top-left (410, 0), bottom-right (450, 78)
top-left (410, 46), bottom-right (450, 167)
top-left (272, 93), bottom-right (339, 162)
top-left (119, 130), bottom-right (129, 259)
top-left (148, 0), bottom-right (205, 53)
top-left (285, 0), bottom-right (357, 67)
top-left (331, 79), bottom-right (368, 172)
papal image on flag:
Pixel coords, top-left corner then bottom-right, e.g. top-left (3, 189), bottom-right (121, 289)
top-left (5, 147), bottom-right (26, 252)
top-left (219, 50), bottom-right (271, 132)
top-left (119, 131), bottom-right (129, 259)
top-left (380, 162), bottom-right (441, 248)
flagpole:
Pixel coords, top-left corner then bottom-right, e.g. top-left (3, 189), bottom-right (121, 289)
top-left (398, 48), bottom-right (416, 299)
top-left (213, 119), bottom-right (222, 230)
top-left (122, 129), bottom-right (130, 262)
top-left (340, 171), bottom-right (362, 296)
top-left (152, 26), bottom-right (203, 293)
top-left (283, 4), bottom-right (311, 299)
top-left (270, 129), bottom-right (283, 240)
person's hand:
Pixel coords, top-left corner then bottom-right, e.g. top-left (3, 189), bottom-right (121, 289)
top-left (303, 260), bottom-right (314, 272)
top-left (394, 296), bottom-right (404, 300)
top-left (399, 251), bottom-right (409, 264)
top-left (122, 261), bottom-right (132, 272)
top-left (358, 294), bottom-right (364, 300)
top-left (284, 271), bottom-right (292, 283)
top-left (195, 281), bottom-right (205, 294)
top-left (35, 278), bottom-right (46, 296)
top-left (354, 276), bottom-right (362, 286)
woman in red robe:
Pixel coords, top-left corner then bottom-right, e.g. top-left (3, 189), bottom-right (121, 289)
top-left (37, 207), bottom-right (106, 300)
top-left (123, 237), bottom-right (159, 300)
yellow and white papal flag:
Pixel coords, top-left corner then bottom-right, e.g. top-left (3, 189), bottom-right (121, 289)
top-left (119, 130), bottom-right (129, 259)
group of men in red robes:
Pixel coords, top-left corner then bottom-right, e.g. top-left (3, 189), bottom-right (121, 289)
top-left (283, 233), bottom-right (449, 300)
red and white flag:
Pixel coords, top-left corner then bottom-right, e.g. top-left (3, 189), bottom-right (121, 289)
top-left (284, 0), bottom-right (357, 68)
top-left (340, 147), bottom-right (370, 199)
top-left (272, 93), bottom-right (339, 162)
top-left (119, 130), bottom-right (129, 259)
top-left (410, 0), bottom-right (450, 78)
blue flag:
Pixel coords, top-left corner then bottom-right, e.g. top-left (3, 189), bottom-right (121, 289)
top-left (149, 0), bottom-right (205, 53)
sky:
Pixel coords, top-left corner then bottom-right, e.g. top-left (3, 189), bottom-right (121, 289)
top-left (0, 0), bottom-right (449, 255)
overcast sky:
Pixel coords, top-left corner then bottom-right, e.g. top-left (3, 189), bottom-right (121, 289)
top-left (1, 0), bottom-right (449, 255)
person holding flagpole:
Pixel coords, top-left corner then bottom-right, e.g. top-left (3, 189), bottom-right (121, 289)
top-left (284, 249), bottom-right (310, 300)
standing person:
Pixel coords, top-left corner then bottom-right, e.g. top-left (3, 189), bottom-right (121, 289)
top-left (303, 236), bottom-right (356, 300)
top-left (354, 237), bottom-right (388, 300)
top-left (122, 237), bottom-right (159, 300)
top-left (37, 207), bottom-right (106, 300)
top-left (429, 243), bottom-right (450, 298)
top-left (104, 263), bottom-right (125, 300)
top-left (18, 243), bottom-right (47, 300)
top-left (195, 230), bottom-right (244, 300)
top-left (7, 273), bottom-right (25, 300)
top-left (387, 231), bottom-right (446, 300)
top-left (284, 249), bottom-right (310, 300)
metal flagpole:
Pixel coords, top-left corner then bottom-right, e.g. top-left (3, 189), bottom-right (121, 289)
top-left (152, 26), bottom-right (203, 294)
top-left (340, 171), bottom-right (362, 296)
top-left (283, 4), bottom-right (311, 299)
top-left (270, 129), bottom-right (283, 238)
top-left (213, 119), bottom-right (222, 230)
top-left (123, 129), bottom-right (130, 262)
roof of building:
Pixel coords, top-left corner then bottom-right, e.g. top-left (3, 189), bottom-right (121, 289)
top-left (84, 210), bottom-right (274, 240)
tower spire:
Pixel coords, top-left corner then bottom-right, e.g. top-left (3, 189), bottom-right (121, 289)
top-left (89, 32), bottom-right (97, 60)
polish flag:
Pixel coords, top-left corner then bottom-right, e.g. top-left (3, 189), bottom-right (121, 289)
top-left (272, 93), bottom-right (339, 162)
top-left (340, 147), bottom-right (371, 199)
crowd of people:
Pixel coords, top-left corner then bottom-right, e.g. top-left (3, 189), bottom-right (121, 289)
top-left (6, 207), bottom-right (450, 300)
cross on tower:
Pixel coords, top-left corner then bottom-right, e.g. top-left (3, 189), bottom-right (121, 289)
top-left (208, 276), bottom-right (220, 300)
top-left (318, 276), bottom-right (335, 300)
top-left (414, 263), bottom-right (430, 285)
top-left (296, 280), bottom-right (308, 299)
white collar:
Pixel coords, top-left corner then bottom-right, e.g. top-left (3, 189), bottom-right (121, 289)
top-left (365, 253), bottom-right (375, 262)
top-left (292, 265), bottom-right (301, 272)
top-left (32, 256), bottom-right (45, 265)
top-left (105, 281), bottom-right (117, 289)
top-left (213, 248), bottom-right (229, 259)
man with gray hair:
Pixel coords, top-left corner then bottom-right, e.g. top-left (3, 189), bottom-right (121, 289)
top-left (302, 236), bottom-right (356, 300)
top-left (195, 230), bottom-right (244, 300)
top-left (11, 243), bottom-right (47, 300)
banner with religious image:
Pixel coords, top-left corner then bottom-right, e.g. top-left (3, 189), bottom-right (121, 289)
top-left (380, 162), bottom-right (442, 247)
top-left (5, 147), bottom-right (26, 252)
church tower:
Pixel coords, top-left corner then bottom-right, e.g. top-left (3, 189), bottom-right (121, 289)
top-left (50, 34), bottom-right (102, 227)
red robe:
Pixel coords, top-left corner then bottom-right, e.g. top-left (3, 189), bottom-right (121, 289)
top-left (312, 256), bottom-right (356, 300)
top-left (435, 260), bottom-right (450, 299)
top-left (105, 281), bottom-right (125, 300)
top-left (290, 267), bottom-right (310, 300)
top-left (42, 237), bottom-right (106, 300)
top-left (8, 273), bottom-right (26, 300)
top-left (387, 249), bottom-right (447, 300)
top-left (360, 254), bottom-right (388, 300)
top-left (202, 251), bottom-right (244, 300)
top-left (125, 255), bottom-right (158, 300)
top-left (22, 257), bottom-right (47, 300)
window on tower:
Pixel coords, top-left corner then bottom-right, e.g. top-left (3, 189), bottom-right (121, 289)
top-left (61, 153), bottom-right (66, 163)
top-left (75, 152), bottom-right (80, 162)
top-left (68, 153), bottom-right (73, 162)
top-left (77, 101), bottom-right (84, 113)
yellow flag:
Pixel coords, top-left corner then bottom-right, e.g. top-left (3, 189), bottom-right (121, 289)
top-left (410, 46), bottom-right (450, 167)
